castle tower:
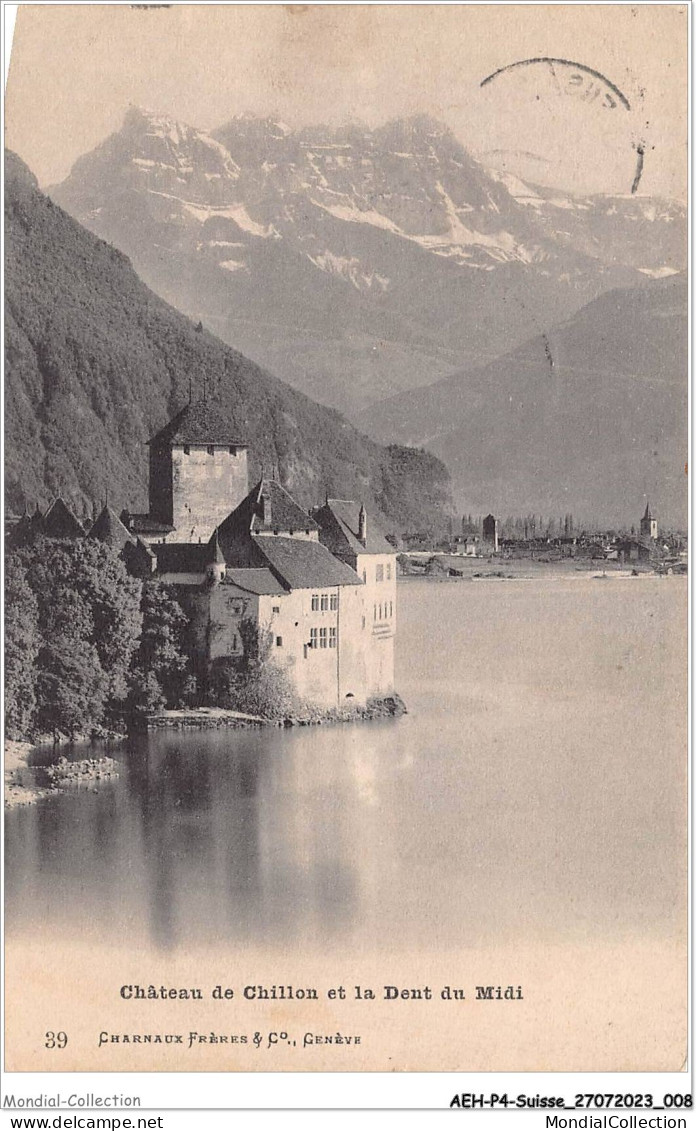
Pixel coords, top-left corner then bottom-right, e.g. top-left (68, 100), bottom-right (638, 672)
top-left (147, 400), bottom-right (248, 543)
top-left (482, 513), bottom-right (499, 552)
top-left (640, 501), bottom-right (658, 540)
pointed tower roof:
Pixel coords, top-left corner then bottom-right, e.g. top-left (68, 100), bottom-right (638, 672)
top-left (42, 498), bottom-right (85, 539)
top-left (312, 499), bottom-right (393, 557)
top-left (148, 399), bottom-right (247, 447)
top-left (643, 500), bottom-right (653, 520)
top-left (87, 505), bottom-right (134, 551)
top-left (210, 527), bottom-right (226, 564)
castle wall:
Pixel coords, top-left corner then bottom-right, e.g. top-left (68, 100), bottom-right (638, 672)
top-left (169, 445), bottom-right (248, 542)
top-left (208, 584), bottom-right (258, 661)
top-left (148, 447), bottom-right (173, 524)
top-left (259, 589), bottom-right (339, 707)
top-left (335, 583), bottom-right (369, 704)
top-left (168, 570), bottom-right (394, 707)
top-left (356, 552), bottom-right (396, 696)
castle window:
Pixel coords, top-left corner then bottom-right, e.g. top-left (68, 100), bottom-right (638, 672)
top-left (320, 593), bottom-right (329, 611)
top-left (373, 603), bottom-right (377, 621)
top-left (229, 446), bottom-right (236, 455)
top-left (386, 564), bottom-right (392, 580)
top-left (389, 601), bottom-right (393, 617)
top-left (207, 445), bottom-right (215, 456)
top-left (330, 594), bottom-right (338, 610)
top-left (376, 564), bottom-right (384, 582)
top-left (183, 445), bottom-right (190, 455)
top-left (276, 636), bottom-right (283, 648)
top-left (329, 627), bottom-right (337, 648)
top-left (362, 569), bottom-right (367, 583)
top-left (309, 628), bottom-right (318, 649)
top-left (272, 605), bottom-right (280, 614)
top-left (379, 603), bottom-right (382, 619)
top-left (362, 616), bottom-right (366, 630)
top-left (231, 634), bottom-right (238, 652)
top-left (311, 594), bottom-right (319, 611)
top-left (319, 627), bottom-right (328, 649)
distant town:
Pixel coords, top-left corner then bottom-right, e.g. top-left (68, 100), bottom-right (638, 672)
top-left (398, 503), bottom-right (687, 577)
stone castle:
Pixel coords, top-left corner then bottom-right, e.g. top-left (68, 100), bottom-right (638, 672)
top-left (112, 400), bottom-right (397, 708)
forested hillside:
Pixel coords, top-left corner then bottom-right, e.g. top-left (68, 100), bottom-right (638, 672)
top-left (5, 150), bottom-right (451, 537)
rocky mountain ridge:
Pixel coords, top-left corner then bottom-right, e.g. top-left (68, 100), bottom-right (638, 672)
top-left (50, 108), bottom-right (685, 416)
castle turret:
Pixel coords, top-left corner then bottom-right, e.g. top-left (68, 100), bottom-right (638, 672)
top-left (358, 504), bottom-right (367, 546)
top-left (88, 504), bottom-right (134, 552)
top-left (206, 529), bottom-right (226, 584)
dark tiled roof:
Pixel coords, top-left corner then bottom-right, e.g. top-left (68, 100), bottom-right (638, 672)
top-left (215, 480), bottom-right (317, 558)
top-left (223, 568), bottom-right (286, 596)
top-left (87, 505), bottom-right (134, 551)
top-left (313, 499), bottom-right (393, 557)
top-left (148, 400), bottom-right (247, 447)
top-left (42, 498), bottom-right (85, 539)
top-left (253, 535), bottom-right (361, 590)
top-left (7, 511), bottom-right (44, 547)
top-left (153, 542), bottom-right (214, 573)
top-left (122, 538), bottom-right (157, 577)
top-left (126, 513), bottom-right (175, 535)
top-left (250, 480), bottom-right (319, 535)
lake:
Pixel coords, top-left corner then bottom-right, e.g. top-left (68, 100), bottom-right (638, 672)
top-left (6, 574), bottom-right (687, 951)
top-left (4, 576), bottom-right (687, 1071)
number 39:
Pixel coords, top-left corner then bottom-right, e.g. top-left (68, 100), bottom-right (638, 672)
top-left (45, 1031), bottom-right (68, 1049)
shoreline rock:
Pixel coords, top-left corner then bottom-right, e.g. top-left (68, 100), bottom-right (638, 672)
top-left (4, 739), bottom-right (122, 810)
top-left (145, 694), bottom-right (408, 731)
top-left (5, 695), bottom-right (408, 807)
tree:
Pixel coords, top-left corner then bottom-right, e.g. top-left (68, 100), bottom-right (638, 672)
top-left (129, 581), bottom-right (190, 708)
top-left (4, 554), bottom-right (40, 738)
top-left (36, 637), bottom-right (109, 738)
top-left (18, 537), bottom-right (142, 732)
top-left (126, 670), bottom-right (167, 719)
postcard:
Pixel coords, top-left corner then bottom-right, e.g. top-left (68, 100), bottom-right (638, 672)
top-left (3, 1), bottom-right (689, 1093)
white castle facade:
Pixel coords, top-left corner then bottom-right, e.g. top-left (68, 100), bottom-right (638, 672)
top-left (120, 400), bottom-right (397, 708)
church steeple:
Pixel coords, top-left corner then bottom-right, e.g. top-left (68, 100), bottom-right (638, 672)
top-left (640, 500), bottom-right (658, 540)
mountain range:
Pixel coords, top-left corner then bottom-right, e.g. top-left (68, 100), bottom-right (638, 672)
top-left (4, 150), bottom-right (451, 537)
top-left (358, 274), bottom-right (687, 526)
top-left (50, 108), bottom-right (686, 418)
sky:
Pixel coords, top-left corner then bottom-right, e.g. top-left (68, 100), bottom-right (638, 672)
top-left (5, 3), bottom-right (687, 199)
